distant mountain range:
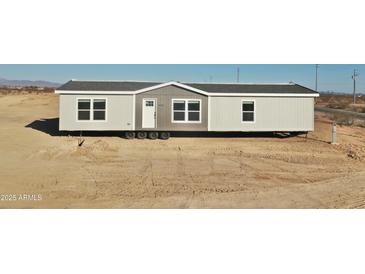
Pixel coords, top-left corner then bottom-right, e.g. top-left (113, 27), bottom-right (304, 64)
top-left (0, 77), bottom-right (61, 88)
top-left (320, 91), bottom-right (365, 96)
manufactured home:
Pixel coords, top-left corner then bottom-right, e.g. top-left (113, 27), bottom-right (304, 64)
top-left (55, 80), bottom-right (319, 139)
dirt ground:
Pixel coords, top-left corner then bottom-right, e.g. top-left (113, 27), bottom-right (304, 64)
top-left (1, 93), bottom-right (365, 208)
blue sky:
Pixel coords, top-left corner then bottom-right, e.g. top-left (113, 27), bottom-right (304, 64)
top-left (0, 64), bottom-right (363, 93)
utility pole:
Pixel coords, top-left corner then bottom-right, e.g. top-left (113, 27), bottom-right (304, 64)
top-left (352, 69), bottom-right (359, 104)
top-left (237, 67), bottom-right (240, 83)
top-left (315, 64), bottom-right (319, 92)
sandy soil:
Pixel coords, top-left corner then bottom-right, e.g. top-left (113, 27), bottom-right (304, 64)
top-left (1, 93), bottom-right (365, 208)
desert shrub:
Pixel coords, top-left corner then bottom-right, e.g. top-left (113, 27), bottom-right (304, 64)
top-left (330, 113), bottom-right (354, 126)
top-left (353, 119), bottom-right (365, 128)
top-left (347, 104), bottom-right (365, 113)
top-left (356, 106), bottom-right (365, 113)
top-left (327, 100), bottom-right (351, 109)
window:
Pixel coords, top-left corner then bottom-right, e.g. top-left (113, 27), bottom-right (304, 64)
top-left (93, 99), bottom-right (106, 120)
top-left (172, 99), bottom-right (201, 123)
top-left (77, 99), bottom-right (106, 121)
top-left (145, 101), bottom-right (154, 107)
top-left (173, 100), bottom-right (186, 121)
top-left (242, 101), bottom-right (255, 122)
top-left (78, 99), bottom-right (91, 120)
top-left (188, 101), bottom-right (200, 121)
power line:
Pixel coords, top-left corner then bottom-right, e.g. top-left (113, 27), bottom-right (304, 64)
top-left (236, 67), bottom-right (240, 83)
top-left (315, 64), bottom-right (319, 91)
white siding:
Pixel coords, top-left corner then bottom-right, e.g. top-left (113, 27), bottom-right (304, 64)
top-left (59, 94), bottom-right (134, 131)
top-left (209, 97), bottom-right (314, 132)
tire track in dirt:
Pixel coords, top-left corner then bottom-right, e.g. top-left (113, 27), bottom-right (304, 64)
top-left (176, 146), bottom-right (186, 176)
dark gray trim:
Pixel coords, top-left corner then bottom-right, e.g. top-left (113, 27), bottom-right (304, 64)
top-left (57, 80), bottom-right (318, 95)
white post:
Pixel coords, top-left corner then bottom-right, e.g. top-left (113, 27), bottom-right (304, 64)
top-left (331, 122), bottom-right (337, 144)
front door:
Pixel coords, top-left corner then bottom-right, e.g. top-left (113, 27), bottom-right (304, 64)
top-left (142, 99), bottom-right (156, 128)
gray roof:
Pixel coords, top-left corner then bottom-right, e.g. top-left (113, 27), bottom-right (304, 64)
top-left (57, 80), bottom-right (317, 94)
top-left (58, 80), bottom-right (161, 91)
top-left (188, 83), bottom-right (316, 94)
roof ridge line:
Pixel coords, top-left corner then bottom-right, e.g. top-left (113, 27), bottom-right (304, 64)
top-left (185, 82), bottom-right (295, 85)
top-left (71, 79), bottom-right (163, 83)
top-left (70, 79), bottom-right (295, 85)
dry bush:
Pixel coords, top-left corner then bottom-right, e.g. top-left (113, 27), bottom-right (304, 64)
top-left (319, 95), bottom-right (365, 105)
top-left (347, 104), bottom-right (365, 113)
top-left (0, 87), bottom-right (55, 94)
top-left (327, 100), bottom-right (351, 109)
top-left (353, 119), bottom-right (365, 128)
top-left (330, 113), bottom-right (354, 126)
top-left (329, 113), bottom-right (365, 127)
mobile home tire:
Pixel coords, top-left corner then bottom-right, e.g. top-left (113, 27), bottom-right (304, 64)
top-left (159, 132), bottom-right (170, 140)
top-left (125, 131), bottom-right (135, 139)
top-left (137, 131), bottom-right (147, 139)
top-left (148, 132), bottom-right (158, 140)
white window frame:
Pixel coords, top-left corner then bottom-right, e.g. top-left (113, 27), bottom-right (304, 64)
top-left (77, 98), bottom-right (92, 121)
top-left (241, 99), bottom-right (255, 123)
top-left (76, 98), bottom-right (108, 122)
top-left (171, 99), bottom-right (202, 123)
